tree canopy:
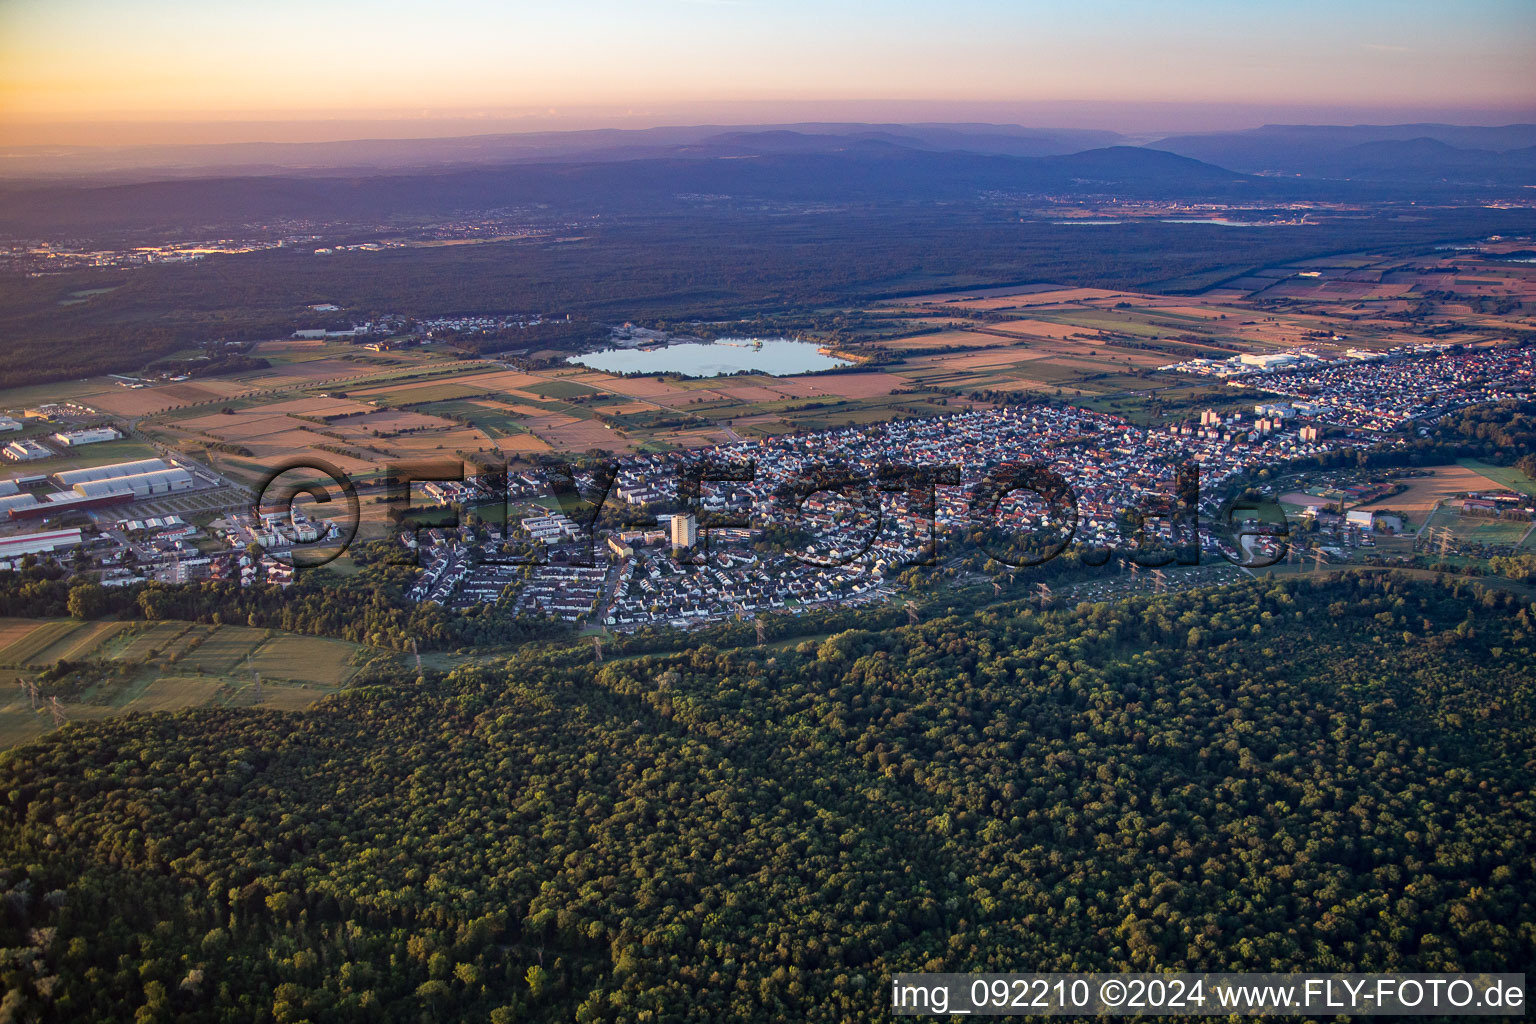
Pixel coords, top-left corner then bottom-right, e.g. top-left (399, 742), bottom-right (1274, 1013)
top-left (0, 573), bottom-right (1531, 1022)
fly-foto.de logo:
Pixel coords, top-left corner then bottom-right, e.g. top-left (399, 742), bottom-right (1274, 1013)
top-left (250, 455), bottom-right (1289, 574)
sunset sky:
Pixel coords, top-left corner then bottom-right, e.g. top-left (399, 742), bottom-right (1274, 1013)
top-left (2, 0), bottom-right (1533, 145)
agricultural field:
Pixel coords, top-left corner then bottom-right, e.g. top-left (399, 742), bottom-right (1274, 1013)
top-left (84, 379), bottom-right (261, 417)
top-left (1352, 465), bottom-right (1511, 514)
top-left (9, 243), bottom-right (1528, 485)
top-left (0, 620), bottom-right (389, 749)
top-left (181, 624), bottom-right (270, 675)
top-left (879, 329), bottom-right (1005, 351)
top-left (112, 621), bottom-right (211, 663)
top-left (1457, 459), bottom-right (1536, 497)
top-left (126, 676), bottom-right (227, 712)
top-left (1420, 505), bottom-right (1535, 548)
top-left (523, 379), bottom-right (600, 400)
top-left (0, 621), bottom-right (81, 666)
top-left (35, 621), bottom-right (133, 664)
top-left (124, 343), bottom-right (984, 463)
top-left (248, 634), bottom-right (363, 685)
top-left (399, 402), bottom-right (520, 433)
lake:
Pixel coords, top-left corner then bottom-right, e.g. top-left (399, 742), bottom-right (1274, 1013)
top-left (567, 338), bottom-right (851, 377)
top-left (1160, 218), bottom-right (1297, 227)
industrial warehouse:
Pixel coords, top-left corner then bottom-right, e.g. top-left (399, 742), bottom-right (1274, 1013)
top-left (0, 456), bottom-right (198, 520)
top-left (53, 458), bottom-right (195, 495)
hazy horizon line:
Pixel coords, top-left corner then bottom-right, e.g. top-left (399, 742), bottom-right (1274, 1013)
top-left (5, 99), bottom-right (1535, 150)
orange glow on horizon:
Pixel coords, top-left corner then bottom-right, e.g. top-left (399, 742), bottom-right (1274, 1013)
top-left (2, 1), bottom-right (1532, 144)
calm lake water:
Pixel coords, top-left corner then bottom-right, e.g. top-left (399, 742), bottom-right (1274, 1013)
top-left (1160, 218), bottom-right (1292, 227)
top-left (568, 338), bottom-right (851, 377)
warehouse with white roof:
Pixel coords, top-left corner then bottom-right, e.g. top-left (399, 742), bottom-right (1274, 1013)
top-left (0, 493), bottom-right (40, 514)
top-left (0, 529), bottom-right (82, 559)
top-left (52, 458), bottom-right (171, 487)
top-left (52, 426), bottom-right (121, 447)
top-left (72, 469), bottom-right (193, 499)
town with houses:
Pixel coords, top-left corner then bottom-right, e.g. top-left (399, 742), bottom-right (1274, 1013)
top-left (1, 211), bottom-right (593, 277)
top-left (3, 340), bottom-right (1534, 632)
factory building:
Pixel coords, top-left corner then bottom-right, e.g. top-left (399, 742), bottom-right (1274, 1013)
top-left (53, 458), bottom-right (172, 488)
top-left (52, 426), bottom-right (121, 447)
top-left (7, 489), bottom-right (134, 521)
top-left (72, 468), bottom-right (194, 499)
top-left (0, 493), bottom-right (39, 514)
top-left (3, 457), bottom-right (196, 520)
top-left (0, 528), bottom-right (82, 559)
top-left (2, 439), bottom-right (51, 462)
top-left (1238, 352), bottom-right (1298, 370)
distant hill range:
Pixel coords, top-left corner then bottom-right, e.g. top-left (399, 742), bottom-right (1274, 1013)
top-left (1146, 123), bottom-right (1536, 185)
top-left (0, 122), bottom-right (1123, 179)
top-left (2, 120), bottom-right (1530, 188)
top-left (0, 121), bottom-right (1529, 234)
top-left (0, 135), bottom-right (1258, 234)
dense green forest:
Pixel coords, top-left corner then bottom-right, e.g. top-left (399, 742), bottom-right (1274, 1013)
top-left (0, 573), bottom-right (1531, 1022)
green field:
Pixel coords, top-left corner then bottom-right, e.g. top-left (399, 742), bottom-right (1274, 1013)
top-left (0, 621), bottom-right (80, 666)
top-left (249, 634), bottom-right (361, 685)
top-left (418, 400), bottom-right (532, 438)
top-left (0, 619), bottom-right (387, 748)
top-left (183, 625), bottom-right (270, 675)
top-left (363, 381), bottom-right (499, 405)
top-left (777, 395), bottom-right (961, 430)
top-left (1457, 459), bottom-right (1536, 497)
top-left (113, 621), bottom-right (207, 662)
top-left (1422, 505), bottom-right (1532, 547)
top-left (129, 675), bottom-right (227, 712)
top-left (1030, 310), bottom-right (1172, 338)
top-left (38, 621), bottom-right (132, 664)
top-left (523, 379), bottom-right (599, 399)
